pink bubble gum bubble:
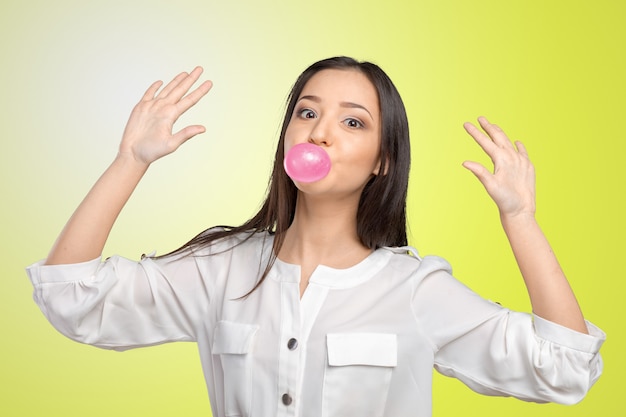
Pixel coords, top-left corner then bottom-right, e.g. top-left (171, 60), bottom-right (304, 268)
top-left (284, 143), bottom-right (331, 183)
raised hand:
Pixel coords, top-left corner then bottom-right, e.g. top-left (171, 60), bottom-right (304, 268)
top-left (462, 117), bottom-right (535, 219)
top-left (45, 67), bottom-right (212, 265)
top-left (119, 66), bottom-right (213, 165)
top-left (461, 117), bottom-right (588, 333)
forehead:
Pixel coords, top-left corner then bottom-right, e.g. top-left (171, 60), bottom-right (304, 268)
top-left (299, 69), bottom-right (379, 111)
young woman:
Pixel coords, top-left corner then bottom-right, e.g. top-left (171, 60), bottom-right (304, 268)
top-left (27, 57), bottom-right (604, 417)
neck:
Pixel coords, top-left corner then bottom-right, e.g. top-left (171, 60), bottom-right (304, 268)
top-left (278, 191), bottom-right (374, 297)
top-left (279, 191), bottom-right (370, 268)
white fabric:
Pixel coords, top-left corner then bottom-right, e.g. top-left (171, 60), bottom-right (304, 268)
top-left (26, 231), bottom-right (605, 417)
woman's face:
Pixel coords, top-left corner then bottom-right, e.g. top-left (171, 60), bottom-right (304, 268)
top-left (284, 69), bottom-right (382, 199)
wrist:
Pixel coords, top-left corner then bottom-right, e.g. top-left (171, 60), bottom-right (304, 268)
top-left (114, 151), bottom-right (151, 173)
top-left (500, 210), bottom-right (537, 230)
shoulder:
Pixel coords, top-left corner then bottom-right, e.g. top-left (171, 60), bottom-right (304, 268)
top-left (191, 227), bottom-right (274, 257)
top-left (380, 245), bottom-right (453, 279)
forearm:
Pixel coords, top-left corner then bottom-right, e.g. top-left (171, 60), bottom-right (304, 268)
top-left (44, 68), bottom-right (210, 265)
top-left (45, 153), bottom-right (149, 265)
top-left (501, 213), bottom-right (588, 334)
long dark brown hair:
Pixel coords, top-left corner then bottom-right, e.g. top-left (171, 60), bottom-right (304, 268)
top-left (161, 56), bottom-right (411, 292)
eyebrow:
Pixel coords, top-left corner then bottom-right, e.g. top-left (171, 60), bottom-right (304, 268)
top-left (298, 95), bottom-right (374, 120)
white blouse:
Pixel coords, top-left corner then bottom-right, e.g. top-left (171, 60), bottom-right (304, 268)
top-left (26, 231), bottom-right (605, 417)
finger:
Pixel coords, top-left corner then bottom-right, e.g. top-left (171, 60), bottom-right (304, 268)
top-left (463, 121), bottom-right (497, 156)
top-left (141, 80), bottom-right (164, 101)
top-left (515, 140), bottom-right (529, 158)
top-left (477, 116), bottom-right (514, 149)
top-left (167, 66), bottom-right (205, 103)
top-left (176, 80), bottom-right (213, 114)
top-left (157, 71), bottom-right (190, 98)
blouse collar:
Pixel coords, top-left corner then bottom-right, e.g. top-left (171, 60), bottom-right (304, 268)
top-left (270, 248), bottom-right (394, 289)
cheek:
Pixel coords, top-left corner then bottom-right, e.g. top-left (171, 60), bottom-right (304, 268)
top-left (283, 125), bottom-right (295, 153)
top-left (353, 139), bottom-right (381, 168)
top-left (283, 122), bottom-right (303, 151)
top-left (362, 146), bottom-right (382, 175)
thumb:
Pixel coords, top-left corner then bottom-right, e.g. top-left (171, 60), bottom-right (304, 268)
top-left (462, 160), bottom-right (493, 189)
top-left (172, 125), bottom-right (207, 147)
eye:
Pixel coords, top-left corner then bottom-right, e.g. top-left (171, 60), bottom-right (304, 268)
top-left (297, 108), bottom-right (317, 119)
top-left (343, 118), bottom-right (364, 129)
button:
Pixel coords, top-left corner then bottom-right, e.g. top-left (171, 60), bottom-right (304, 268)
top-left (282, 393), bottom-right (293, 406)
top-left (287, 338), bottom-right (298, 350)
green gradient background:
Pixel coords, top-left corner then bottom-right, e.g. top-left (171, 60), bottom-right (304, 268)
top-left (1, 0), bottom-right (622, 415)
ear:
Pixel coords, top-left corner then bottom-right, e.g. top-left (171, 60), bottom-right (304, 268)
top-left (372, 157), bottom-right (389, 176)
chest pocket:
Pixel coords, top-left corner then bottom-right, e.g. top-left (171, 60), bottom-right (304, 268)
top-left (212, 321), bottom-right (259, 417)
top-left (323, 333), bottom-right (397, 417)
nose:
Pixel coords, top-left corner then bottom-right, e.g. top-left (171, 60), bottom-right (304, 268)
top-left (308, 117), bottom-right (332, 146)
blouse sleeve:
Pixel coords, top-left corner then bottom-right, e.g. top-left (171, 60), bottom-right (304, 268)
top-left (26, 251), bottom-right (213, 351)
top-left (412, 255), bottom-right (605, 405)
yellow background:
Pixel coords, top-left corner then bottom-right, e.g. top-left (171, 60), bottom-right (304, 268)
top-left (1, 0), bottom-right (623, 415)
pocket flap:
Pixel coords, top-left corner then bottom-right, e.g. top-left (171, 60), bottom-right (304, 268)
top-left (212, 321), bottom-right (259, 355)
top-left (327, 333), bottom-right (397, 367)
